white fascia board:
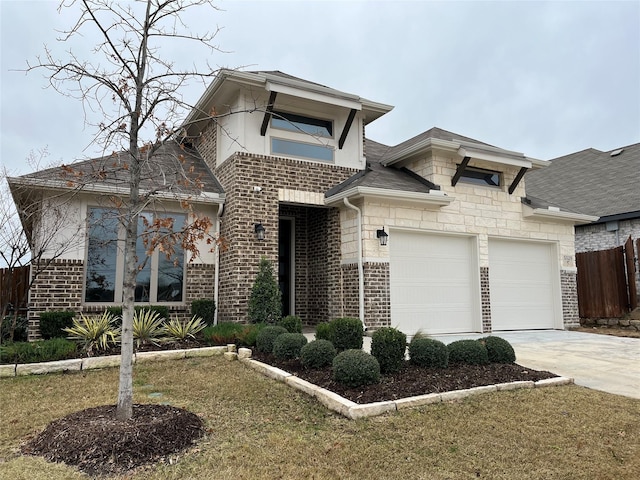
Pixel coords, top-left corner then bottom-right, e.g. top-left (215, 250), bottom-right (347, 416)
top-left (266, 82), bottom-right (363, 110)
top-left (325, 186), bottom-right (454, 207)
top-left (522, 205), bottom-right (599, 224)
top-left (458, 146), bottom-right (532, 169)
top-left (9, 177), bottom-right (225, 206)
top-left (527, 157), bottom-right (550, 170)
top-left (381, 138), bottom-right (460, 166)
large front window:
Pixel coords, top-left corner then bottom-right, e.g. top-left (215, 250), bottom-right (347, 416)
top-left (270, 111), bottom-right (334, 162)
top-left (85, 208), bottom-right (186, 303)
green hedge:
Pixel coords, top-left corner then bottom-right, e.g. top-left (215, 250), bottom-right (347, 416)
top-left (0, 338), bottom-right (77, 364)
top-left (370, 327), bottom-right (406, 374)
top-left (191, 299), bottom-right (216, 326)
top-left (39, 311), bottom-right (75, 339)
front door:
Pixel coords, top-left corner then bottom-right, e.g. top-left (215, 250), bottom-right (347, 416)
top-left (278, 218), bottom-right (294, 316)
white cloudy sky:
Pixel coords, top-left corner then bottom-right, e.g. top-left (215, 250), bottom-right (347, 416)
top-left (1, 0), bottom-right (639, 176)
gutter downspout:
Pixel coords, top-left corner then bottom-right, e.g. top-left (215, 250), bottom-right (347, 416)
top-left (213, 203), bottom-right (223, 325)
top-left (343, 197), bottom-right (366, 331)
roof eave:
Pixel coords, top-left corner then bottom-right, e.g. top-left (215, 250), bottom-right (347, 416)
top-left (325, 186), bottom-right (454, 208)
top-left (8, 177), bottom-right (225, 206)
top-left (522, 205), bottom-right (599, 224)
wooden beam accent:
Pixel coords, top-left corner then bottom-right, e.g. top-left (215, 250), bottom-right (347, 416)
top-left (260, 91), bottom-right (278, 136)
top-left (451, 156), bottom-right (471, 186)
top-left (338, 109), bottom-right (357, 149)
top-left (508, 166), bottom-right (528, 194)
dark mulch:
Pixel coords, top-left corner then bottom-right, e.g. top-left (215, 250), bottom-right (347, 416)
top-left (252, 350), bottom-right (558, 404)
top-left (21, 404), bottom-right (205, 477)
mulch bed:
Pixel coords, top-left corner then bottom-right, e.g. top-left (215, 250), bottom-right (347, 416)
top-left (21, 404), bottom-right (204, 477)
top-left (251, 350), bottom-right (558, 404)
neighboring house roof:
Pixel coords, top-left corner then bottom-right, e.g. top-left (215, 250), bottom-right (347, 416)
top-left (525, 142), bottom-right (640, 221)
top-left (11, 141), bottom-right (224, 199)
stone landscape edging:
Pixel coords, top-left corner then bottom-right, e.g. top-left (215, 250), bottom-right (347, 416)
top-left (239, 356), bottom-right (575, 420)
top-left (0, 346), bottom-right (228, 378)
top-left (0, 345), bottom-right (575, 420)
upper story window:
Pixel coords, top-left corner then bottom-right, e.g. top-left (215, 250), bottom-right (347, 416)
top-left (459, 166), bottom-right (501, 187)
top-left (271, 111), bottom-right (333, 137)
top-left (84, 207), bottom-right (186, 304)
top-left (270, 110), bottom-right (335, 162)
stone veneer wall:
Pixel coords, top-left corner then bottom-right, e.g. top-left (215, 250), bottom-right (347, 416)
top-left (210, 150), bottom-right (357, 324)
top-left (480, 267), bottom-right (492, 332)
top-left (561, 270), bottom-right (579, 328)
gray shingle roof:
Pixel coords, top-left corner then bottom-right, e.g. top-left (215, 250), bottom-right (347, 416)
top-left (525, 143), bottom-right (640, 218)
top-left (20, 141), bottom-right (223, 196)
top-left (385, 126), bottom-right (495, 159)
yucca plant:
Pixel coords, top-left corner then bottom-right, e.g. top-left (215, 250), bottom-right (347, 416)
top-left (132, 309), bottom-right (166, 349)
top-left (63, 312), bottom-right (120, 357)
top-left (163, 315), bottom-right (206, 342)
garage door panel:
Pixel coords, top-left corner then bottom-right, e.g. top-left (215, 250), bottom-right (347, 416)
top-left (390, 231), bottom-right (479, 335)
top-left (489, 239), bottom-right (558, 330)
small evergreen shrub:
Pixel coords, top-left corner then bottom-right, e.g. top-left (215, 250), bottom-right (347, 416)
top-left (132, 309), bottom-right (165, 348)
top-left (1, 315), bottom-right (28, 343)
top-left (202, 322), bottom-right (245, 345)
top-left (481, 336), bottom-right (516, 364)
top-left (191, 299), bottom-right (216, 326)
top-left (409, 337), bottom-right (449, 368)
top-left (39, 311), bottom-right (75, 339)
top-left (255, 325), bottom-right (288, 353)
top-left (272, 333), bottom-right (308, 360)
top-left (447, 339), bottom-right (489, 365)
top-left (0, 338), bottom-right (77, 364)
top-left (330, 317), bottom-right (363, 351)
top-left (315, 322), bottom-right (332, 342)
top-left (371, 327), bottom-right (407, 374)
top-left (300, 339), bottom-right (336, 369)
top-left (278, 315), bottom-right (302, 333)
top-left (332, 349), bottom-right (380, 387)
top-left (248, 257), bottom-right (282, 324)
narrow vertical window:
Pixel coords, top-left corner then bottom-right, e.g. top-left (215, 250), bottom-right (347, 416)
top-left (156, 213), bottom-right (186, 302)
top-left (85, 208), bottom-right (119, 302)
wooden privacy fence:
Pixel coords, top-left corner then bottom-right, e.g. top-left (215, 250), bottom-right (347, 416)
top-left (0, 265), bottom-right (30, 316)
top-left (576, 237), bottom-right (638, 318)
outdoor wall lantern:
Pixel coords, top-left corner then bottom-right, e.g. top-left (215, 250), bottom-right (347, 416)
top-left (376, 227), bottom-right (389, 246)
top-left (254, 223), bottom-right (266, 241)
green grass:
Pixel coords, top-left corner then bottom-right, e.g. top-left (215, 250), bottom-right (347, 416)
top-left (1, 357), bottom-right (639, 479)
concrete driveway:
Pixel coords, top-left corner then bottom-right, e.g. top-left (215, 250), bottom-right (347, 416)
top-left (428, 330), bottom-right (640, 399)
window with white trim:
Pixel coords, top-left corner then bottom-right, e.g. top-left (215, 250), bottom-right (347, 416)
top-left (84, 208), bottom-right (186, 303)
top-left (459, 166), bottom-right (502, 187)
top-left (270, 111), bottom-right (335, 162)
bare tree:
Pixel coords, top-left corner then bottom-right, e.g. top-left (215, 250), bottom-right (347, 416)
top-left (26, 0), bottom-right (225, 420)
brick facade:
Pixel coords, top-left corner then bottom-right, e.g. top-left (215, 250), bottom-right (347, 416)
top-left (206, 142), bottom-right (358, 324)
top-left (480, 266), bottom-right (492, 332)
top-left (363, 262), bottom-right (390, 330)
top-left (561, 270), bottom-right (579, 328)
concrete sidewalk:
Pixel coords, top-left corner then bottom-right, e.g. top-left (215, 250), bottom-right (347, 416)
top-left (305, 329), bottom-right (640, 399)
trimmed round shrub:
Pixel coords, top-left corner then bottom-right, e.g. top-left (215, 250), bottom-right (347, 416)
top-left (300, 339), bottom-right (336, 369)
top-left (255, 326), bottom-right (288, 353)
top-left (278, 315), bottom-right (303, 333)
top-left (447, 339), bottom-right (489, 365)
top-left (409, 337), bottom-right (449, 368)
top-left (331, 317), bottom-right (364, 351)
top-left (273, 333), bottom-right (308, 360)
top-left (332, 349), bottom-right (380, 387)
top-left (481, 336), bottom-right (516, 364)
top-left (371, 327), bottom-right (407, 374)
top-left (315, 322), bottom-right (332, 342)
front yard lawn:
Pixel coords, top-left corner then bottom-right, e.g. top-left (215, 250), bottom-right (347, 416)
top-left (1, 356), bottom-right (639, 479)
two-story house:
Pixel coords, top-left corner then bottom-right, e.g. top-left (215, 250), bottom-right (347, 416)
top-left (9, 69), bottom-right (597, 337)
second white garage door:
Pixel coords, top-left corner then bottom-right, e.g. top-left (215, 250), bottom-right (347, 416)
top-left (488, 238), bottom-right (560, 330)
top-left (390, 230), bottom-right (480, 335)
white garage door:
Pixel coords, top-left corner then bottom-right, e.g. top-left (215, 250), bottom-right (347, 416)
top-left (488, 239), bottom-right (560, 330)
top-left (390, 230), bottom-right (480, 335)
